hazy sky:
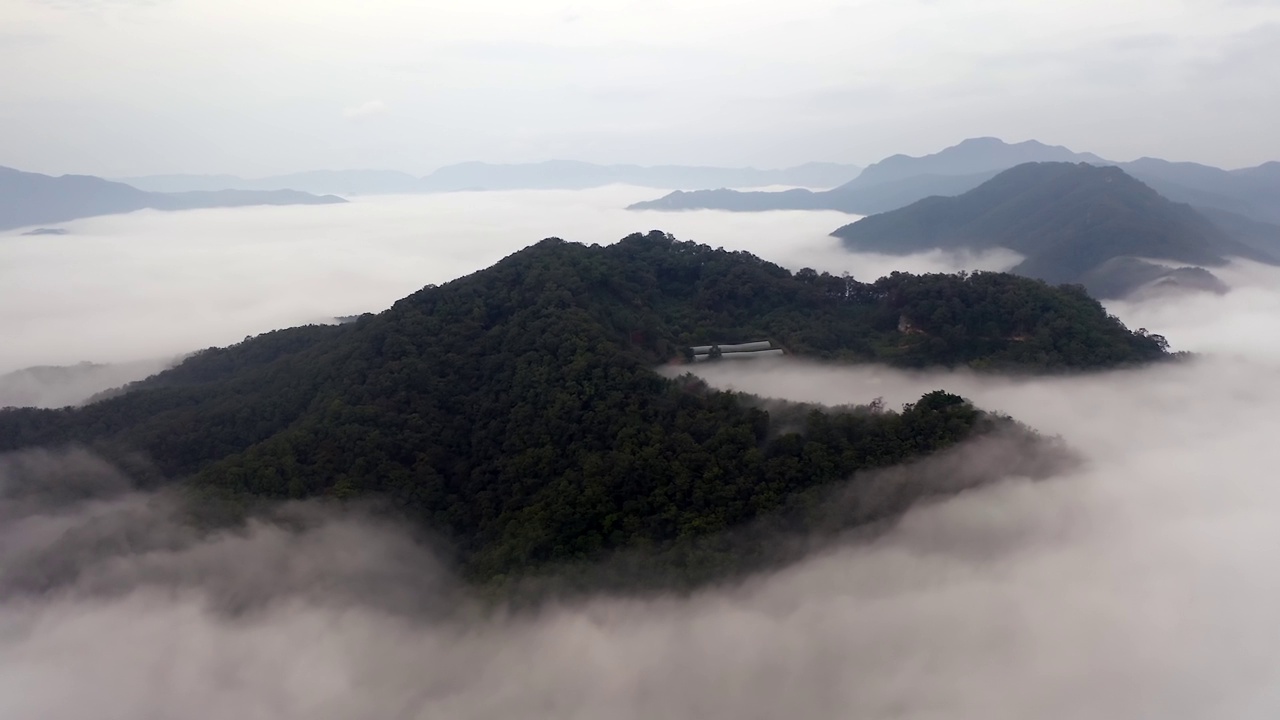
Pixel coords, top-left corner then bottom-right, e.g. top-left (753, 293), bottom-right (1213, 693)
top-left (2, 0), bottom-right (1278, 176)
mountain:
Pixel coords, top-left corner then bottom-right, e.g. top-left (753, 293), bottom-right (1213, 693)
top-left (1079, 258), bottom-right (1229, 301)
top-left (0, 232), bottom-right (1167, 587)
top-left (852, 137), bottom-right (1108, 187)
top-left (1119, 157), bottom-right (1280, 224)
top-left (832, 162), bottom-right (1276, 297)
top-left (120, 162), bottom-right (861, 196)
top-left (147, 189), bottom-right (347, 211)
top-left (0, 359), bottom-right (174, 409)
top-left (1193, 206), bottom-right (1280, 256)
top-left (629, 138), bottom-right (1108, 214)
top-left (629, 138), bottom-right (1280, 226)
top-left (631, 172), bottom-right (1008, 216)
top-left (0, 166), bottom-right (345, 232)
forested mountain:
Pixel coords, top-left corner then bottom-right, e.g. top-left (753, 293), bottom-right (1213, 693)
top-left (0, 232), bottom-right (1168, 586)
top-left (628, 138), bottom-right (1280, 227)
top-left (120, 161), bottom-right (861, 196)
top-left (832, 163), bottom-right (1276, 298)
top-left (0, 166), bottom-right (345, 232)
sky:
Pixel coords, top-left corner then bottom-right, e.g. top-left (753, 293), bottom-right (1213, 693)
top-left (2, 0), bottom-right (1279, 176)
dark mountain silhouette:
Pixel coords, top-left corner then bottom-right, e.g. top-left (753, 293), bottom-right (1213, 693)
top-left (0, 166), bottom-right (346, 232)
top-left (0, 232), bottom-right (1166, 588)
top-left (832, 162), bottom-right (1276, 298)
top-left (121, 161), bottom-right (861, 196)
top-left (629, 138), bottom-right (1280, 227)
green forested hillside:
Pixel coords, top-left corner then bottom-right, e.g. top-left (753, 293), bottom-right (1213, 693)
top-left (0, 232), bottom-right (1167, 584)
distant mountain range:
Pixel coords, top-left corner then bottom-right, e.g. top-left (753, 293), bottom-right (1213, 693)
top-left (832, 162), bottom-right (1278, 298)
top-left (0, 166), bottom-right (346, 232)
top-left (628, 137), bottom-right (1280, 226)
top-left (119, 160), bottom-right (862, 196)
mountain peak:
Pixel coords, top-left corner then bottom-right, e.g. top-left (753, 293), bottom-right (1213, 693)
top-left (833, 161), bottom-right (1275, 297)
top-left (847, 138), bottom-right (1109, 188)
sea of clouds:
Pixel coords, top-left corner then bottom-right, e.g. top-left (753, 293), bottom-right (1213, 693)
top-left (3, 190), bottom-right (1279, 718)
top-left (0, 186), bottom-right (1017, 405)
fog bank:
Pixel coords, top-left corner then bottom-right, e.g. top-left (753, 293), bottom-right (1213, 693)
top-left (0, 358), bottom-right (175, 409)
top-left (1109, 259), bottom-right (1280, 357)
top-left (4, 191), bottom-right (1280, 717)
top-left (5, 343), bottom-right (1280, 716)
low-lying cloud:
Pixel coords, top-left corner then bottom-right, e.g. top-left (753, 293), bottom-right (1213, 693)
top-left (5, 342), bottom-right (1280, 717)
top-left (0, 187), bottom-right (1016, 377)
top-left (0, 357), bottom-right (175, 409)
top-left (1109, 258), bottom-right (1280, 357)
top-left (5, 193), bottom-right (1280, 717)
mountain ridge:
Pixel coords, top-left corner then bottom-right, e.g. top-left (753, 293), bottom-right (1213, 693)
top-left (0, 166), bottom-right (345, 232)
top-left (831, 162), bottom-right (1276, 297)
top-left (628, 138), bottom-right (1280, 225)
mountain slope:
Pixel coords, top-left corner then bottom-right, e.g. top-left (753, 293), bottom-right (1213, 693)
top-left (832, 163), bottom-right (1275, 297)
top-left (0, 232), bottom-right (1166, 584)
top-left (1194, 206), bottom-right (1280, 256)
top-left (1118, 158), bottom-right (1280, 224)
top-left (0, 166), bottom-right (345, 231)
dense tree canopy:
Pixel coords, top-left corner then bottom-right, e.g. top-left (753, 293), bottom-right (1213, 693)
top-left (0, 232), bottom-right (1166, 584)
